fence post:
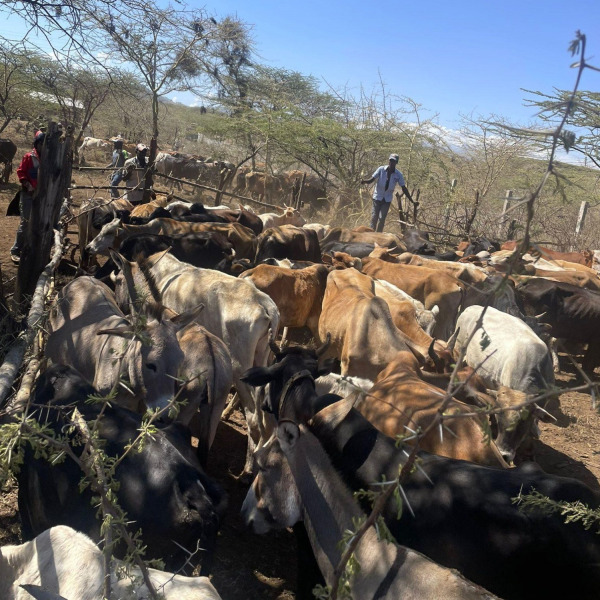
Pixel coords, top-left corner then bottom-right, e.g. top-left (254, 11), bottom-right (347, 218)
top-left (575, 200), bottom-right (589, 235)
top-left (497, 190), bottom-right (513, 238)
top-left (14, 121), bottom-right (73, 308)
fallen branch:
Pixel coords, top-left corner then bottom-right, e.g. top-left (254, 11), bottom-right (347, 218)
top-left (0, 218), bottom-right (67, 408)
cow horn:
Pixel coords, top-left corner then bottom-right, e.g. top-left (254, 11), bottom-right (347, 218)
top-left (446, 327), bottom-right (460, 353)
top-left (428, 339), bottom-right (444, 373)
top-left (533, 312), bottom-right (547, 320)
top-left (316, 333), bottom-right (331, 357)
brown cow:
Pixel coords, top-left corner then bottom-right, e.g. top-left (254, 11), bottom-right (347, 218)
top-left (240, 263), bottom-right (329, 339)
top-left (321, 227), bottom-right (406, 251)
top-left (355, 351), bottom-right (508, 467)
top-left (520, 267), bottom-right (600, 291)
top-left (361, 256), bottom-right (463, 340)
top-left (501, 241), bottom-right (593, 267)
top-left (129, 193), bottom-right (171, 218)
top-left (318, 269), bottom-right (442, 379)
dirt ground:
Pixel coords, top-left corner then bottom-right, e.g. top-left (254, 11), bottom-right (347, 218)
top-left (0, 159), bottom-right (599, 599)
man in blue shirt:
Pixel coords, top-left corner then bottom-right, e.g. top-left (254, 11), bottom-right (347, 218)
top-left (361, 154), bottom-right (415, 231)
top-left (107, 138), bottom-right (128, 198)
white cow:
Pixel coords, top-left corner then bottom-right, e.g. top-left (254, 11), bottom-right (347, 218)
top-left (453, 305), bottom-right (555, 394)
top-left (113, 252), bottom-right (280, 474)
top-left (258, 206), bottom-right (306, 229)
top-left (0, 525), bottom-right (222, 600)
top-left (78, 137), bottom-right (109, 162)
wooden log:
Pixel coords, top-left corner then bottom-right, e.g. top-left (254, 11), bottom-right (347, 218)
top-left (0, 224), bottom-right (66, 407)
top-left (14, 122), bottom-right (72, 307)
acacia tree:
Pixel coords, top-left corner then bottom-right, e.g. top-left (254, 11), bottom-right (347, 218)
top-left (24, 52), bottom-right (115, 155)
top-left (0, 42), bottom-right (40, 133)
top-left (89, 5), bottom-right (232, 144)
top-left (449, 114), bottom-right (527, 236)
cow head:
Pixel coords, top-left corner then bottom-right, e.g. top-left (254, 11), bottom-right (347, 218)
top-left (86, 217), bottom-right (124, 255)
top-left (368, 245), bottom-right (399, 262)
top-left (485, 387), bottom-right (556, 464)
top-left (241, 421), bottom-right (302, 534)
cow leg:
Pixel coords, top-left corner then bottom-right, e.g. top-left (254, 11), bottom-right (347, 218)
top-left (582, 340), bottom-right (600, 376)
top-left (222, 391), bottom-right (240, 420)
top-left (548, 337), bottom-right (561, 373)
top-left (280, 326), bottom-right (289, 348)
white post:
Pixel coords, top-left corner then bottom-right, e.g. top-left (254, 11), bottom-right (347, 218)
top-left (575, 200), bottom-right (589, 235)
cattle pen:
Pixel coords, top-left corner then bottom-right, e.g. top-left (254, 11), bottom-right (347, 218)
top-left (0, 126), bottom-right (599, 600)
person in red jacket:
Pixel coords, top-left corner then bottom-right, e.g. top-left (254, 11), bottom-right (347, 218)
top-left (10, 131), bottom-right (44, 263)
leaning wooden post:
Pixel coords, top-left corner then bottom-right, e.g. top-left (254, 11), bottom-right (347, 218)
top-left (575, 200), bottom-right (589, 235)
top-left (413, 188), bottom-right (420, 225)
top-left (143, 137), bottom-right (158, 203)
top-left (497, 190), bottom-right (513, 238)
top-left (295, 172), bottom-right (307, 210)
top-left (14, 122), bottom-right (72, 309)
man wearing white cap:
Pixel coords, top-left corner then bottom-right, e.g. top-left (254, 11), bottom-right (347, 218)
top-left (121, 143), bottom-right (148, 204)
top-left (361, 154), bottom-right (415, 231)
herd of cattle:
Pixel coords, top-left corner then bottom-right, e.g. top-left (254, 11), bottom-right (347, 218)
top-left (2, 195), bottom-right (600, 599)
top-left (78, 136), bottom-right (327, 210)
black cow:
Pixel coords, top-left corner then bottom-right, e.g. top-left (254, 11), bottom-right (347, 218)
top-left (95, 231), bottom-right (234, 278)
top-left (255, 225), bottom-right (321, 264)
top-left (516, 277), bottom-right (600, 372)
top-left (463, 236), bottom-right (500, 256)
top-left (320, 241), bottom-right (375, 258)
top-left (241, 350), bottom-right (600, 600)
top-left (403, 228), bottom-right (436, 255)
top-left (17, 364), bottom-right (226, 573)
top-left (312, 404), bottom-right (600, 600)
top-left (0, 138), bottom-right (17, 183)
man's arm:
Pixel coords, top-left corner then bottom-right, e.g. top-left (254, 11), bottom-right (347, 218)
top-left (401, 185), bottom-right (417, 205)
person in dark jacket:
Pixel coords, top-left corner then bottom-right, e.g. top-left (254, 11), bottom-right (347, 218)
top-left (108, 138), bottom-right (128, 198)
top-left (10, 131), bottom-right (44, 263)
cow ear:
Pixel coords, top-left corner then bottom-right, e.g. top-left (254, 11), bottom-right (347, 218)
top-left (322, 253), bottom-right (333, 265)
top-left (312, 396), bottom-right (355, 429)
top-left (170, 304), bottom-right (204, 330)
top-left (277, 420), bottom-right (299, 452)
top-left (240, 365), bottom-right (275, 387)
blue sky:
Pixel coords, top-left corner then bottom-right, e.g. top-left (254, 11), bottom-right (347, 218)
top-left (204, 0), bottom-right (600, 129)
top-left (1, 0), bottom-right (598, 130)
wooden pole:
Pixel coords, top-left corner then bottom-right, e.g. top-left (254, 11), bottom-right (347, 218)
top-left (575, 200), bottom-right (589, 235)
top-left (295, 173), bottom-right (307, 210)
top-left (14, 122), bottom-right (72, 308)
top-left (497, 190), bottom-right (513, 238)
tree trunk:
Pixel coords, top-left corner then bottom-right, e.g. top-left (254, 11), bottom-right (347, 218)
top-left (14, 122), bottom-right (73, 309)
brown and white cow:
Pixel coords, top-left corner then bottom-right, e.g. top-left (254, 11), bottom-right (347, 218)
top-left (361, 255), bottom-right (464, 340)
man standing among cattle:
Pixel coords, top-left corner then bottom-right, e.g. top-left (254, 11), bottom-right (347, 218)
top-left (107, 137), bottom-right (128, 198)
top-left (361, 153), bottom-right (415, 232)
top-left (121, 143), bottom-right (148, 204)
top-left (10, 131), bottom-right (45, 263)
